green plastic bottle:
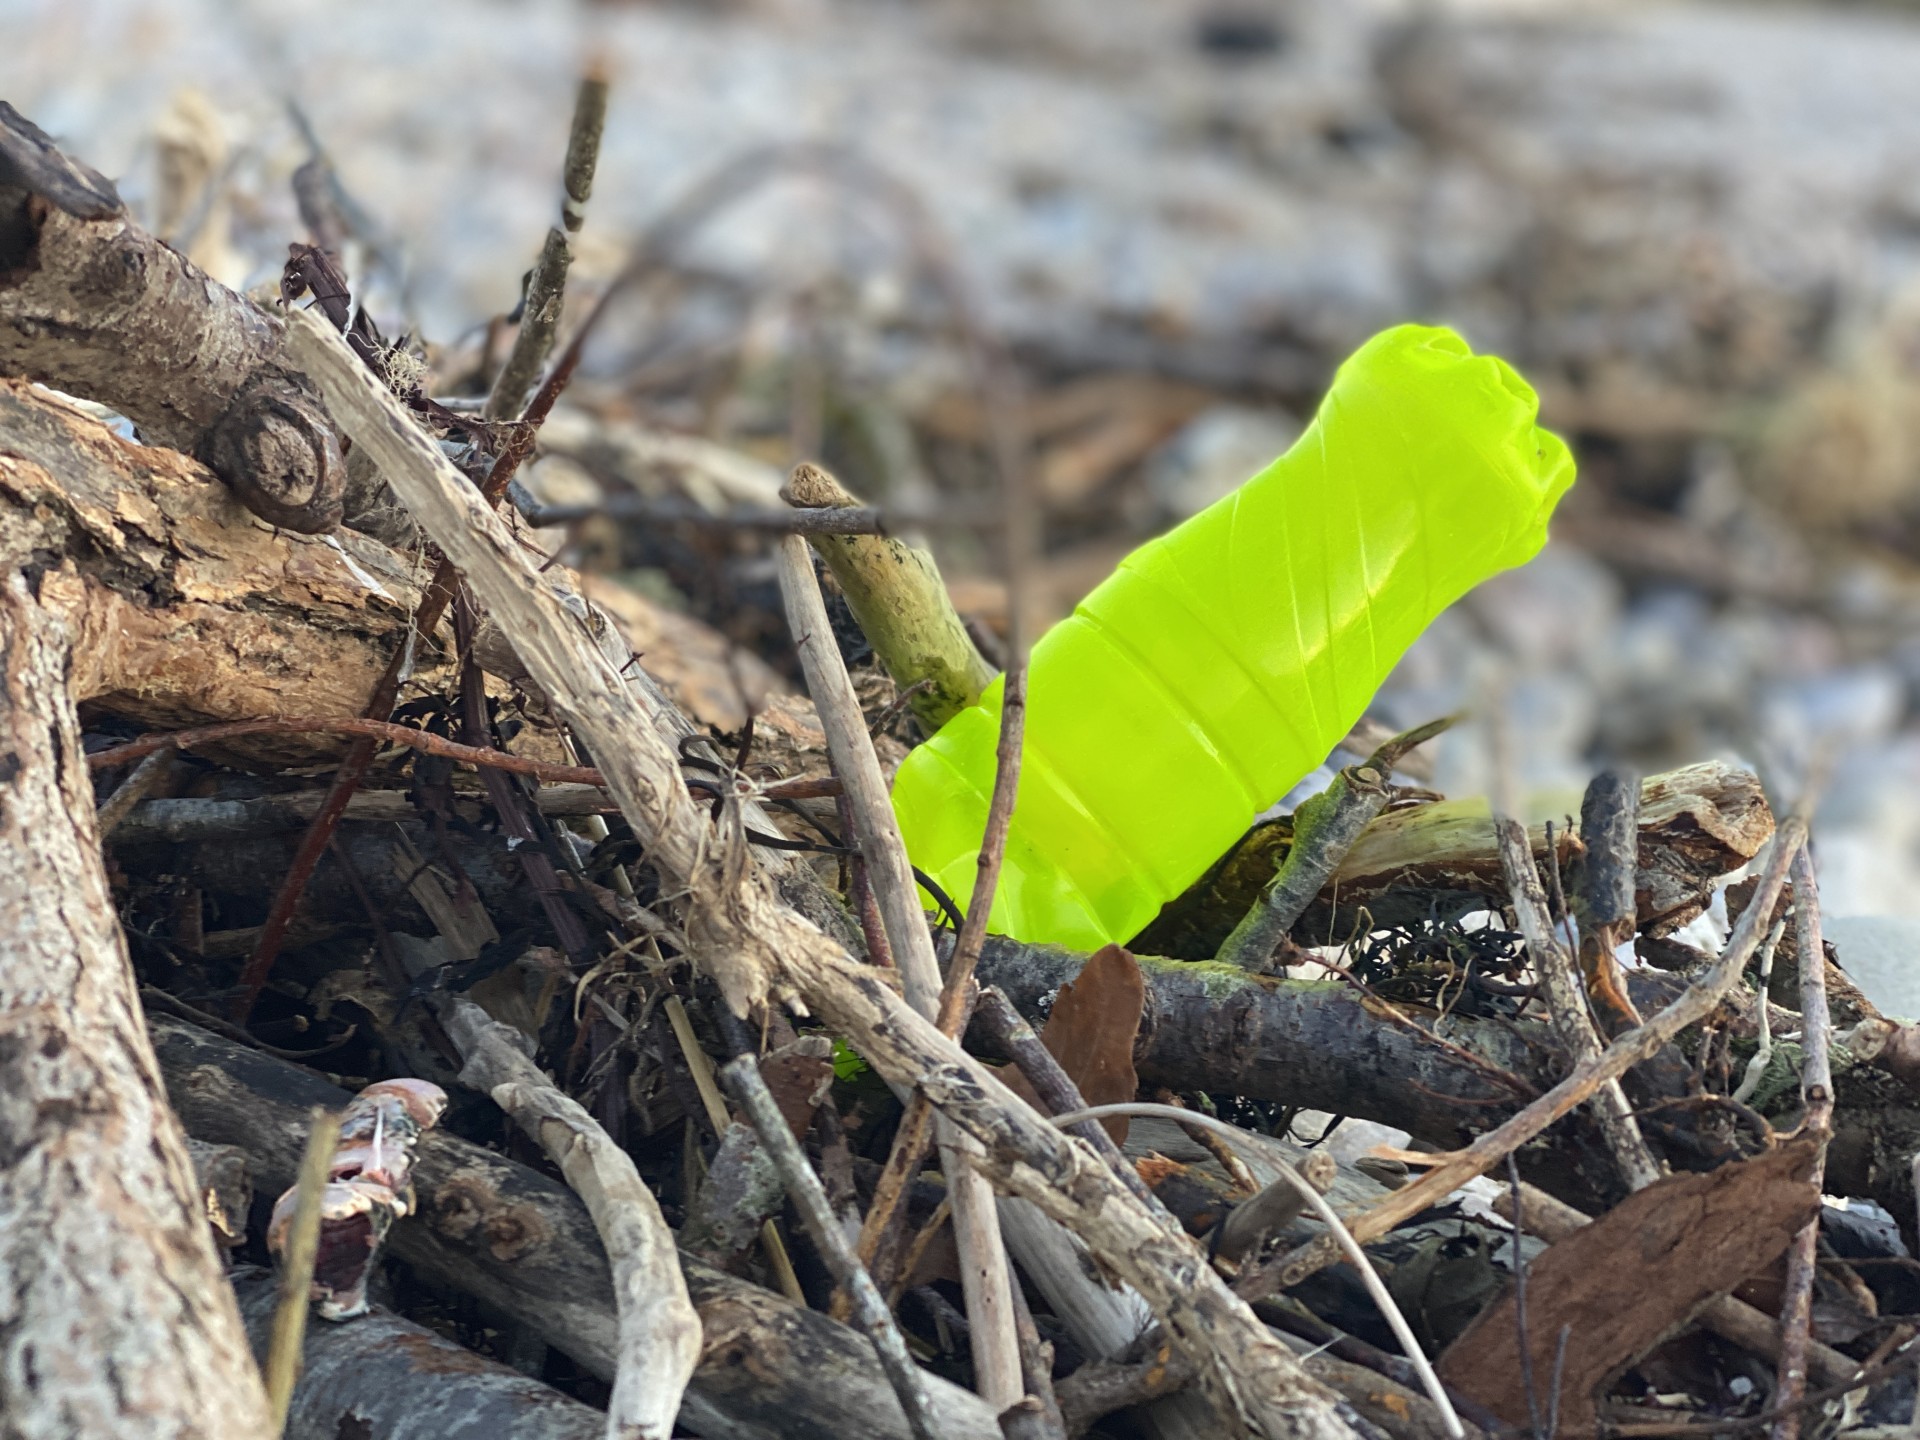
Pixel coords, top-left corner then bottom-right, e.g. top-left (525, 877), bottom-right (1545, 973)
top-left (890, 324), bottom-right (1576, 952)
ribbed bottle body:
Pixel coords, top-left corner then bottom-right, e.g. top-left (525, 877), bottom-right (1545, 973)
top-left (893, 325), bottom-right (1576, 950)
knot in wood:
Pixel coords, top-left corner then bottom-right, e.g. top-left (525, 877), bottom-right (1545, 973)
top-left (198, 368), bottom-right (346, 533)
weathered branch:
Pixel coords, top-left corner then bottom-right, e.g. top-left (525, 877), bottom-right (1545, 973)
top-left (721, 1054), bottom-right (941, 1440)
top-left (443, 996), bottom-right (700, 1440)
top-left (1216, 717), bottom-right (1454, 971)
top-left (230, 1266), bottom-right (609, 1440)
top-left (1137, 760), bottom-right (1774, 959)
top-left (151, 1014), bottom-right (1005, 1440)
top-left (1773, 847), bottom-right (1834, 1440)
top-left (0, 569), bottom-right (271, 1438)
top-left (0, 380), bottom-right (433, 755)
top-left (487, 70), bottom-right (608, 421)
top-left (0, 107), bottom-right (344, 530)
top-left (1492, 804), bottom-right (1660, 1193)
top-left (776, 528), bottom-right (1024, 1409)
top-left (784, 460), bottom-right (996, 733)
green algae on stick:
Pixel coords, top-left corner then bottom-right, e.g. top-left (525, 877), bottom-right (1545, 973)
top-left (890, 324), bottom-right (1576, 950)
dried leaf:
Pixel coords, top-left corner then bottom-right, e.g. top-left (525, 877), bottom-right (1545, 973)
top-left (1002, 942), bottom-right (1144, 1143)
top-left (1437, 1135), bottom-right (1821, 1430)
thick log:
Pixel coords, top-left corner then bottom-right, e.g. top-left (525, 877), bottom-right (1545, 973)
top-left (0, 570), bottom-right (272, 1438)
top-left (149, 1014), bottom-right (1005, 1440)
top-left (230, 1266), bottom-right (607, 1440)
top-left (977, 940), bottom-right (1553, 1147)
top-left (0, 379), bottom-right (431, 759)
top-left (1136, 760), bottom-right (1774, 960)
top-left (0, 106), bottom-right (344, 531)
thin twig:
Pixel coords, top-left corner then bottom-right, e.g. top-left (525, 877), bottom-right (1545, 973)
top-left (662, 994), bottom-right (804, 1305)
top-left (1492, 799), bottom-right (1660, 1191)
top-left (264, 1105), bottom-right (342, 1436)
top-left (1217, 716), bottom-right (1456, 971)
top-left (1731, 920), bottom-right (1789, 1105)
top-left (1244, 812), bottom-right (1808, 1300)
top-left (775, 533), bottom-right (1023, 1408)
top-left (721, 1055), bottom-right (943, 1440)
top-left (1004, 1257), bottom-right (1069, 1440)
top-left (1772, 847), bottom-right (1833, 1440)
top-left (89, 719), bottom-right (835, 802)
top-left (521, 493), bottom-right (887, 534)
top-left (94, 743), bottom-right (175, 836)
top-left (1045, 1100), bottom-right (1465, 1440)
top-left (91, 717), bottom-right (601, 783)
top-left (1508, 1154), bottom-right (1545, 1440)
top-left (971, 986), bottom-right (1169, 1217)
top-left (486, 69), bottom-right (607, 421)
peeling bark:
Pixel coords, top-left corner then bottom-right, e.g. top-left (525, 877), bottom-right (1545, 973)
top-left (0, 568), bottom-right (272, 1439)
top-left (0, 379), bottom-right (433, 761)
top-left (0, 109), bottom-right (345, 532)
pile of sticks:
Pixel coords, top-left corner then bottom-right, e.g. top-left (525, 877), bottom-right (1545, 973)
top-left (4, 91), bottom-right (1917, 1440)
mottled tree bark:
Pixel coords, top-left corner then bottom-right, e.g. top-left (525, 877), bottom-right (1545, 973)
top-left (0, 105), bottom-right (345, 532)
top-left (0, 379), bottom-right (433, 761)
top-left (976, 940), bottom-right (1556, 1146)
top-left (229, 1267), bottom-right (607, 1440)
top-left (0, 567), bottom-right (272, 1438)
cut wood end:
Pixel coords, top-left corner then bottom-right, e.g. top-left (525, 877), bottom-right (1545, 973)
top-left (782, 460), bottom-right (860, 509)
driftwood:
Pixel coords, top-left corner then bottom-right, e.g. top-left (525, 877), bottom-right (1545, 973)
top-left (977, 940), bottom-right (1553, 1145)
top-left (776, 526), bottom-right (1023, 1410)
top-left (230, 1266), bottom-right (608, 1440)
top-left (289, 307), bottom-right (1365, 1440)
top-left (0, 379), bottom-right (428, 755)
top-left (442, 995), bottom-right (700, 1440)
top-left (0, 107), bottom-right (345, 532)
top-left (1137, 760), bottom-right (1774, 960)
top-left (150, 1013), bottom-right (1006, 1440)
top-left (0, 571), bottom-right (271, 1437)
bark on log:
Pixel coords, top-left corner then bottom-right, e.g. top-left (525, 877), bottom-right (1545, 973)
top-left (0, 109), bottom-right (346, 532)
top-left (0, 569), bottom-right (272, 1438)
top-left (1135, 760), bottom-right (1773, 959)
top-left (149, 1014), bottom-right (1006, 1440)
top-left (0, 378), bottom-right (432, 760)
top-left (230, 1266), bottom-right (608, 1440)
top-left (0, 377), bottom-right (853, 951)
top-left (443, 995), bottom-right (700, 1440)
top-left (976, 940), bottom-right (1554, 1146)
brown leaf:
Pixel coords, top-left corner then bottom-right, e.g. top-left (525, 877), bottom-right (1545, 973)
top-left (758, 1036), bottom-right (834, 1138)
top-left (1437, 1135), bottom-right (1822, 1431)
top-left (1002, 943), bottom-right (1144, 1144)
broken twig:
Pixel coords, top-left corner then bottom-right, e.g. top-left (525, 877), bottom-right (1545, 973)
top-left (443, 996), bottom-right (700, 1440)
top-left (264, 1107), bottom-right (341, 1435)
top-left (1216, 715), bottom-right (1456, 971)
top-left (721, 1054), bottom-right (942, 1440)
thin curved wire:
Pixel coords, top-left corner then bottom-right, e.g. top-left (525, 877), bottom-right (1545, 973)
top-left (1046, 1100), bottom-right (1465, 1440)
